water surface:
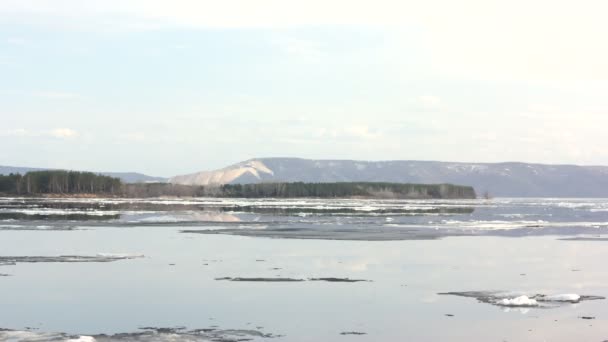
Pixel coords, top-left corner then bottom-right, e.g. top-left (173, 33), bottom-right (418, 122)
top-left (1, 197), bottom-right (607, 341)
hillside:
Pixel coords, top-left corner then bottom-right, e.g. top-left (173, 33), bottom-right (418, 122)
top-left (170, 158), bottom-right (608, 197)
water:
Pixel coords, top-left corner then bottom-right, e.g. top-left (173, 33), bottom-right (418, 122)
top-left (1, 197), bottom-right (607, 341)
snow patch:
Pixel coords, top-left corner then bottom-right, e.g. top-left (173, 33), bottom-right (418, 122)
top-left (67, 337), bottom-right (96, 342)
top-left (539, 294), bottom-right (581, 302)
top-left (170, 160), bottom-right (274, 185)
top-left (498, 295), bottom-right (538, 307)
top-left (95, 253), bottom-right (145, 259)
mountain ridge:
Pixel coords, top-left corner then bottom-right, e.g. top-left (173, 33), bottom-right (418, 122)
top-left (170, 158), bottom-right (608, 197)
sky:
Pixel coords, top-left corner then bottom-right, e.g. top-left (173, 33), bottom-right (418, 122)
top-left (1, 0), bottom-right (608, 177)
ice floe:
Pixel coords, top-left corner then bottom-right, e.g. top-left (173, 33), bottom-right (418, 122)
top-left (215, 277), bottom-right (371, 283)
top-left (0, 327), bottom-right (279, 341)
top-left (0, 254), bottom-right (144, 266)
top-left (67, 337), bottom-right (96, 342)
top-left (439, 291), bottom-right (605, 309)
top-left (537, 294), bottom-right (581, 302)
top-left (4, 197), bottom-right (608, 241)
top-left (498, 296), bottom-right (538, 307)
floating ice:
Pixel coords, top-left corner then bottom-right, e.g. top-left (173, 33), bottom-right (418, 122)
top-left (502, 307), bottom-right (531, 314)
top-left (0, 254), bottom-right (144, 266)
top-left (4, 197), bottom-right (608, 241)
top-left (138, 215), bottom-right (184, 223)
top-left (95, 253), bottom-right (145, 259)
top-left (498, 296), bottom-right (538, 307)
top-left (215, 277), bottom-right (371, 283)
top-left (0, 327), bottom-right (278, 341)
top-left (439, 291), bottom-right (604, 309)
top-left (67, 337), bottom-right (96, 342)
top-left (538, 294), bottom-right (581, 302)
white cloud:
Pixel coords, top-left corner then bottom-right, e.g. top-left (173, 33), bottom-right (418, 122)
top-left (0, 128), bottom-right (31, 137)
top-left (1, 128), bottom-right (81, 139)
top-left (6, 37), bottom-right (27, 45)
top-left (314, 124), bottom-right (383, 142)
top-left (271, 37), bottom-right (323, 63)
top-left (35, 91), bottom-right (81, 100)
top-left (50, 128), bottom-right (78, 138)
top-left (123, 132), bottom-right (146, 142)
top-left (343, 125), bottom-right (379, 140)
top-left (415, 95), bottom-right (442, 110)
top-left (0, 0), bottom-right (408, 28)
top-left (2, 0), bottom-right (607, 79)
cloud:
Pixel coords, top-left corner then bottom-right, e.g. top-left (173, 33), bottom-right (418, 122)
top-left (2, 1), bottom-right (607, 79)
top-left (0, 128), bottom-right (31, 137)
top-left (315, 125), bottom-right (382, 141)
top-left (0, 0), bottom-right (408, 28)
top-left (50, 128), bottom-right (78, 138)
top-left (35, 91), bottom-right (81, 100)
top-left (6, 37), bottom-right (27, 45)
top-left (415, 95), bottom-right (442, 110)
top-left (123, 132), bottom-right (146, 142)
top-left (271, 37), bottom-right (323, 63)
top-left (343, 125), bottom-right (380, 140)
top-left (1, 128), bottom-right (80, 139)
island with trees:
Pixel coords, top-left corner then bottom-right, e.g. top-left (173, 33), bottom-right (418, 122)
top-left (0, 171), bottom-right (122, 195)
top-left (0, 171), bottom-right (476, 199)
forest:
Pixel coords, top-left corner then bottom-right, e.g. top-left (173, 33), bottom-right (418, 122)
top-left (0, 171), bottom-right (122, 195)
top-left (0, 171), bottom-right (475, 199)
top-left (217, 182), bottom-right (476, 199)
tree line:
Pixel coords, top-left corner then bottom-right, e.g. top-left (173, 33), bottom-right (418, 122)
top-left (120, 182), bottom-right (475, 199)
top-left (0, 171), bottom-right (476, 199)
top-left (0, 171), bottom-right (122, 195)
top-left (217, 182), bottom-right (476, 199)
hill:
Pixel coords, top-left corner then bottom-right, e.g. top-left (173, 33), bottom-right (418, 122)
top-left (170, 158), bottom-right (608, 197)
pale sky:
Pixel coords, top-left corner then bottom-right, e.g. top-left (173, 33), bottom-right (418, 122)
top-left (1, 0), bottom-right (608, 176)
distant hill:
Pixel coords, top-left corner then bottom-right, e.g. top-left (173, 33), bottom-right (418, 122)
top-left (101, 172), bottom-right (167, 184)
top-left (0, 166), bottom-right (167, 184)
top-left (170, 158), bottom-right (608, 197)
top-left (0, 166), bottom-right (42, 175)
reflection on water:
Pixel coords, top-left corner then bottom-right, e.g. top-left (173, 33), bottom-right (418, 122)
top-left (0, 197), bottom-right (476, 224)
top-left (0, 327), bottom-right (278, 342)
top-left (1, 197), bottom-right (608, 341)
top-left (0, 212), bottom-right (121, 221)
top-left (3, 197), bottom-right (608, 239)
